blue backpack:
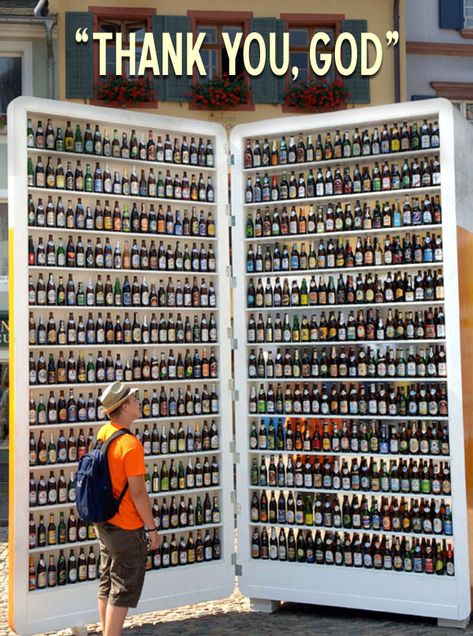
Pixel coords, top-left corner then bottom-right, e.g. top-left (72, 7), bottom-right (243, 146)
top-left (75, 428), bottom-right (133, 523)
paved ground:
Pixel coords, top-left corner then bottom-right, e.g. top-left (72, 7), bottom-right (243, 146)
top-left (0, 527), bottom-right (471, 636)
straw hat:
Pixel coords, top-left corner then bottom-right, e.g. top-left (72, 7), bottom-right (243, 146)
top-left (101, 381), bottom-right (138, 414)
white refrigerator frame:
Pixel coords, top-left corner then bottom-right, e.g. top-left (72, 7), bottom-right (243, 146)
top-left (230, 98), bottom-right (471, 627)
top-left (8, 96), bottom-right (234, 636)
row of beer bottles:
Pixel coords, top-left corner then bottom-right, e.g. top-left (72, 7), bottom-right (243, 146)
top-left (251, 526), bottom-right (454, 576)
top-left (30, 273), bottom-right (217, 308)
top-left (30, 528), bottom-right (221, 590)
top-left (29, 452), bottom-right (220, 507)
top-left (248, 344), bottom-right (447, 380)
top-left (29, 234), bottom-right (217, 272)
top-left (247, 270), bottom-right (444, 308)
top-left (29, 386), bottom-right (220, 425)
top-left (243, 120), bottom-right (439, 168)
top-left (29, 196), bottom-right (216, 237)
top-left (30, 311), bottom-right (218, 346)
top-left (252, 454), bottom-right (451, 496)
top-left (145, 455), bottom-right (220, 493)
top-left (245, 157), bottom-right (440, 204)
top-left (29, 509), bottom-right (96, 548)
top-left (29, 157), bottom-right (215, 203)
top-left (152, 493), bottom-right (220, 530)
top-left (29, 419), bottom-right (219, 466)
top-left (27, 119), bottom-right (215, 167)
top-left (251, 419), bottom-right (450, 457)
top-left (28, 347), bottom-right (219, 385)
top-left (247, 307), bottom-right (446, 343)
top-left (246, 233), bottom-right (443, 273)
top-left (29, 470), bottom-right (76, 507)
top-left (249, 381), bottom-right (449, 417)
top-left (246, 196), bottom-right (442, 238)
top-left (250, 490), bottom-right (452, 536)
top-left (29, 493), bottom-right (220, 549)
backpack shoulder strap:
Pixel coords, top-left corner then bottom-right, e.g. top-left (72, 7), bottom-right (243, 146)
top-left (100, 428), bottom-right (133, 455)
top-left (100, 428), bottom-right (135, 510)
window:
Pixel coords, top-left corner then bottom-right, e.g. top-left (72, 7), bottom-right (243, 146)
top-left (189, 12), bottom-right (252, 81)
top-left (0, 41), bottom-right (32, 126)
top-left (98, 18), bottom-right (147, 79)
top-left (0, 56), bottom-right (22, 117)
top-left (465, 0), bottom-right (473, 28)
top-left (451, 100), bottom-right (473, 122)
top-left (197, 23), bottom-right (245, 79)
top-left (289, 26), bottom-right (336, 83)
top-left (281, 14), bottom-right (344, 87)
top-left (91, 7), bottom-right (155, 101)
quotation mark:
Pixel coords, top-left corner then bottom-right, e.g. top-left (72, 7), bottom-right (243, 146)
top-left (385, 30), bottom-right (399, 46)
top-left (291, 66), bottom-right (299, 81)
top-left (75, 27), bottom-right (89, 43)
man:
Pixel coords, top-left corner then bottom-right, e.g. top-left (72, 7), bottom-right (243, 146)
top-left (95, 381), bottom-right (158, 636)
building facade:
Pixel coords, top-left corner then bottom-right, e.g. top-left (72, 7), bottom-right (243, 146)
top-left (0, 0), bottom-right (56, 524)
top-left (407, 0), bottom-right (473, 119)
top-left (51, 0), bottom-right (406, 128)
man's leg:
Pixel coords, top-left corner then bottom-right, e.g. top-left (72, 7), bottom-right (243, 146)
top-left (104, 605), bottom-right (128, 636)
top-left (98, 597), bottom-right (108, 633)
top-left (95, 524), bottom-right (112, 634)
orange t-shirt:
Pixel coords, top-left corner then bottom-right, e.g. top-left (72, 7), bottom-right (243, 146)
top-left (97, 422), bottom-right (146, 530)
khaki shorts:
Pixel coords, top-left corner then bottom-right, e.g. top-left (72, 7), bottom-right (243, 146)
top-left (95, 522), bottom-right (148, 608)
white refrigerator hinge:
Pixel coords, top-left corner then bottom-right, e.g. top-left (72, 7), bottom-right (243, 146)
top-left (228, 378), bottom-right (239, 400)
top-left (231, 552), bottom-right (242, 576)
top-left (225, 329), bottom-right (238, 349)
top-left (229, 439), bottom-right (241, 463)
top-left (225, 204), bottom-right (236, 227)
top-left (227, 153), bottom-right (235, 166)
top-left (229, 276), bottom-right (237, 288)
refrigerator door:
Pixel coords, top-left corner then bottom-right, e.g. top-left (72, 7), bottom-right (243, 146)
top-left (8, 96), bottom-right (234, 635)
top-left (230, 100), bottom-right (470, 623)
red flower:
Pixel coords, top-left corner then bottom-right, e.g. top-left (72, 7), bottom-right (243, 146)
top-left (189, 73), bottom-right (249, 109)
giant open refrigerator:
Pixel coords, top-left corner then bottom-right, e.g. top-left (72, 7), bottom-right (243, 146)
top-left (8, 96), bottom-right (473, 634)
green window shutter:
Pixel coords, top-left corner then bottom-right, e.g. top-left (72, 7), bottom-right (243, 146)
top-left (249, 18), bottom-right (285, 104)
top-left (65, 12), bottom-right (93, 99)
top-left (153, 15), bottom-right (192, 102)
top-left (341, 19), bottom-right (370, 104)
top-left (152, 16), bottom-right (167, 101)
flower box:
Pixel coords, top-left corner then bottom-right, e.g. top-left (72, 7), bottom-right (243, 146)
top-left (188, 74), bottom-right (250, 110)
top-left (284, 78), bottom-right (348, 112)
top-left (95, 75), bottom-right (155, 107)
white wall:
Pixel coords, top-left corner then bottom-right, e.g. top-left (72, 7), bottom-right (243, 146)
top-left (407, 54), bottom-right (473, 97)
top-left (407, 0), bottom-right (467, 43)
top-left (407, 0), bottom-right (473, 98)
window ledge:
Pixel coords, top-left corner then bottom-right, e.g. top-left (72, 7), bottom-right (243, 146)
top-left (282, 102), bottom-right (347, 114)
top-left (430, 81), bottom-right (473, 99)
top-left (460, 28), bottom-right (473, 39)
top-left (89, 99), bottom-right (158, 109)
top-left (188, 101), bottom-right (255, 112)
